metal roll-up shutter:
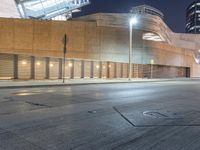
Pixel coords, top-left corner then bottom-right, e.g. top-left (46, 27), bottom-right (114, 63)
top-left (49, 58), bottom-right (59, 79)
top-left (18, 55), bottom-right (31, 79)
top-left (74, 60), bottom-right (81, 78)
top-left (93, 61), bottom-right (100, 78)
top-left (35, 57), bottom-right (45, 79)
top-left (116, 63), bottom-right (121, 78)
top-left (122, 63), bottom-right (128, 78)
top-left (138, 64), bottom-right (143, 78)
top-left (84, 61), bottom-right (91, 78)
top-left (64, 60), bottom-right (72, 79)
top-left (108, 62), bottom-right (114, 78)
top-left (102, 62), bottom-right (107, 78)
top-left (133, 64), bottom-right (139, 78)
top-left (142, 64), bottom-right (151, 78)
top-left (0, 54), bottom-right (14, 79)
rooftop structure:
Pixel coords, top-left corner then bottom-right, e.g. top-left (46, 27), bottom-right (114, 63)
top-left (130, 5), bottom-right (164, 19)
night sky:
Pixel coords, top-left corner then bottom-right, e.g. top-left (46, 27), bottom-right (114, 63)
top-left (76, 0), bottom-right (196, 33)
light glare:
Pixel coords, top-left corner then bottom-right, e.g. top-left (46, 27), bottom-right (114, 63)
top-left (68, 63), bottom-right (73, 67)
top-left (130, 17), bottom-right (137, 25)
top-left (22, 61), bottom-right (27, 65)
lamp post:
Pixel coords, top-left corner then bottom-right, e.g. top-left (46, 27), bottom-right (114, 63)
top-left (129, 17), bottom-right (138, 81)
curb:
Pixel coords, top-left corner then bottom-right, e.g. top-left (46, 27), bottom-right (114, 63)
top-left (0, 79), bottom-right (192, 89)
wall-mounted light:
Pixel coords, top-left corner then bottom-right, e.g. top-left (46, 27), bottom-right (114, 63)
top-left (109, 65), bottom-right (112, 68)
top-left (36, 62), bottom-right (41, 66)
top-left (68, 63), bottom-right (73, 67)
top-left (50, 63), bottom-right (54, 67)
top-left (103, 66), bottom-right (106, 69)
top-left (22, 61), bottom-right (27, 65)
top-left (96, 65), bottom-right (100, 69)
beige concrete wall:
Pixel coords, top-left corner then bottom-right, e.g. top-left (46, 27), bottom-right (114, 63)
top-left (0, 16), bottom-right (199, 77)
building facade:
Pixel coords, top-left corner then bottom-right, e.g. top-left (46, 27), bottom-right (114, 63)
top-left (186, 0), bottom-right (200, 33)
top-left (0, 5), bottom-right (200, 80)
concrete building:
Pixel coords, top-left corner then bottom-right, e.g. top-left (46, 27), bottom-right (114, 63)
top-left (186, 0), bottom-right (200, 33)
top-left (0, 5), bottom-right (200, 80)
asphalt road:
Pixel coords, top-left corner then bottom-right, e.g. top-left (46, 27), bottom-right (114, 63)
top-left (1, 80), bottom-right (200, 150)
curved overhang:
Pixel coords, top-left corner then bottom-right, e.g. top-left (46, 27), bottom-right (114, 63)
top-left (75, 12), bottom-right (200, 65)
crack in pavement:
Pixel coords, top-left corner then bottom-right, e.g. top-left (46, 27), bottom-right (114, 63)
top-left (113, 106), bottom-right (136, 127)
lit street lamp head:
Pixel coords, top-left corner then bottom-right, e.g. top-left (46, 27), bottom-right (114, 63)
top-left (130, 17), bottom-right (138, 25)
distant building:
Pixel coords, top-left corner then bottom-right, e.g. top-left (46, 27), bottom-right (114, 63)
top-left (0, 0), bottom-right (90, 20)
top-left (186, 0), bottom-right (200, 33)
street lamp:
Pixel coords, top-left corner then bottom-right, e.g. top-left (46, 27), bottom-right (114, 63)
top-left (129, 17), bottom-right (138, 81)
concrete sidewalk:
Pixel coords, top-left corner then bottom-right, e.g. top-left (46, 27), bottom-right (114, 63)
top-left (0, 78), bottom-right (194, 89)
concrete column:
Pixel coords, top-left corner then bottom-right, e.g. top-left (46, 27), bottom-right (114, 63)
top-left (121, 63), bottom-right (123, 78)
top-left (107, 62), bottom-right (110, 78)
top-left (30, 56), bottom-right (35, 79)
top-left (70, 60), bottom-right (74, 79)
top-left (81, 60), bottom-right (84, 78)
top-left (114, 62), bottom-right (117, 78)
top-left (99, 61), bottom-right (102, 78)
top-left (90, 61), bottom-right (94, 78)
top-left (45, 57), bottom-right (50, 79)
top-left (59, 58), bottom-right (62, 79)
top-left (13, 54), bottom-right (18, 79)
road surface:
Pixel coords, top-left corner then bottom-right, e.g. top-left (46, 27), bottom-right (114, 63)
top-left (0, 80), bottom-right (200, 150)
